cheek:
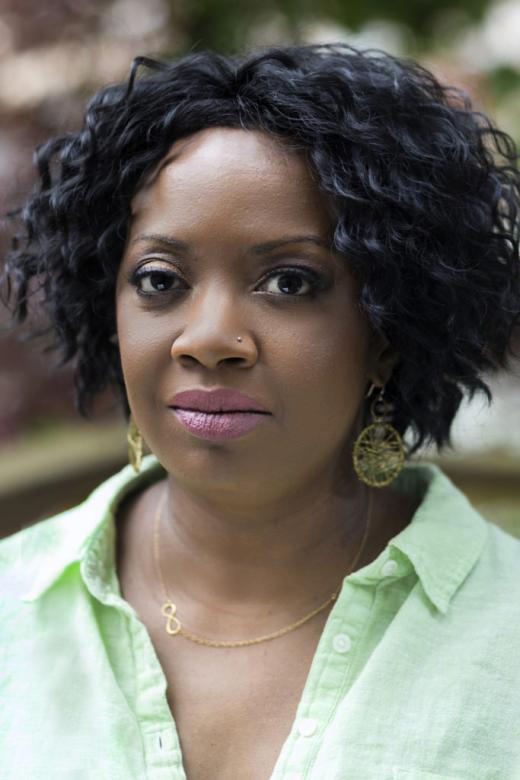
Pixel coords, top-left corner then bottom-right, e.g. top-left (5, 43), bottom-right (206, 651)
top-left (277, 310), bottom-right (371, 431)
top-left (115, 293), bottom-right (166, 404)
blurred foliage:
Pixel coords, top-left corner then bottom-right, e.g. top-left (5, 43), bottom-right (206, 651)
top-left (167, 0), bottom-right (493, 52)
top-left (315, 0), bottom-right (488, 38)
top-left (486, 64), bottom-right (520, 98)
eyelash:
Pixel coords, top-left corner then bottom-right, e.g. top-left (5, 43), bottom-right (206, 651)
top-left (127, 264), bottom-right (328, 300)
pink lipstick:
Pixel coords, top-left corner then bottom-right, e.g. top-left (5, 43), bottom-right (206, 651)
top-left (171, 409), bottom-right (267, 440)
top-left (168, 388), bottom-right (270, 441)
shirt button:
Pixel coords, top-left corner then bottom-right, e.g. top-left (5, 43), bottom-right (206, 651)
top-left (333, 633), bottom-right (352, 653)
top-left (297, 717), bottom-right (317, 737)
top-left (381, 559), bottom-right (399, 577)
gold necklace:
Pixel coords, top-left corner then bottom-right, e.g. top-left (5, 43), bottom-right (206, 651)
top-left (152, 486), bottom-right (373, 648)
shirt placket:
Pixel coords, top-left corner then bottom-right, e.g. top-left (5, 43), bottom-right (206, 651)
top-left (82, 525), bottom-right (188, 780)
top-left (128, 613), bottom-right (186, 780)
top-left (269, 579), bottom-right (378, 780)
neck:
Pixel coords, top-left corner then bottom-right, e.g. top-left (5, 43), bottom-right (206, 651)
top-left (116, 465), bottom-right (418, 641)
top-left (147, 467), bottom-right (372, 614)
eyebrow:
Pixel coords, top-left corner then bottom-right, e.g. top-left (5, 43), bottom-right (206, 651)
top-left (130, 233), bottom-right (332, 254)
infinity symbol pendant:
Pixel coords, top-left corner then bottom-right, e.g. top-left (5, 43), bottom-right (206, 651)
top-left (161, 600), bottom-right (181, 635)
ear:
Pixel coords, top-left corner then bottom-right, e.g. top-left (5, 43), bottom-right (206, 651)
top-left (368, 331), bottom-right (399, 387)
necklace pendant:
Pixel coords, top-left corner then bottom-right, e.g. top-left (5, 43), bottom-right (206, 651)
top-left (161, 600), bottom-right (181, 635)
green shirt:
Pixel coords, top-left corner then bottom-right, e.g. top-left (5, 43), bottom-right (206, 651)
top-left (1, 455), bottom-right (520, 780)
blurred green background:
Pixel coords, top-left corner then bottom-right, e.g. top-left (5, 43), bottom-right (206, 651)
top-left (0, 0), bottom-right (519, 538)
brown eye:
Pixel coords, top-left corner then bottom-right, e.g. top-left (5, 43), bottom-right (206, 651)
top-left (128, 266), bottom-right (184, 296)
top-left (258, 266), bottom-right (327, 297)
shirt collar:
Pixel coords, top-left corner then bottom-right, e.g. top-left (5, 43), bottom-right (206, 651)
top-left (20, 457), bottom-right (487, 613)
top-left (20, 454), bottom-right (165, 602)
top-left (351, 461), bottom-right (488, 614)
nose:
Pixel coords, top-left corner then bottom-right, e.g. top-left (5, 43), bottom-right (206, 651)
top-left (169, 286), bottom-right (258, 370)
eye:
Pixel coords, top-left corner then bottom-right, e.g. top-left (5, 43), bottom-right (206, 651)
top-left (128, 266), bottom-right (184, 296)
top-left (258, 266), bottom-right (325, 297)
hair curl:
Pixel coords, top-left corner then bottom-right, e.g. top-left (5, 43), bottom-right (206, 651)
top-left (2, 43), bottom-right (520, 453)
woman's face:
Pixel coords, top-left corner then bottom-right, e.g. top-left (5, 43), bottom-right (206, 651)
top-left (115, 127), bottom-right (392, 501)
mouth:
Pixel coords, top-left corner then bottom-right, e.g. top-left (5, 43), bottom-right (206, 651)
top-left (169, 407), bottom-right (269, 441)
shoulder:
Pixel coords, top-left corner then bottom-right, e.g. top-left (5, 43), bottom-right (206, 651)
top-left (0, 454), bottom-right (166, 604)
top-left (446, 515), bottom-right (520, 665)
top-left (0, 508), bottom-right (76, 602)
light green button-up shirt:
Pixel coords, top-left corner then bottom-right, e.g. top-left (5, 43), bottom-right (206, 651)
top-left (1, 455), bottom-right (520, 780)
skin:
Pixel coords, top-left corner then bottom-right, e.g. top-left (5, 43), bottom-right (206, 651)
top-left (113, 127), bottom-right (415, 640)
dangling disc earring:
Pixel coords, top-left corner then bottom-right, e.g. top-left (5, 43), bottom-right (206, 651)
top-left (353, 385), bottom-right (405, 487)
top-left (127, 415), bottom-right (143, 473)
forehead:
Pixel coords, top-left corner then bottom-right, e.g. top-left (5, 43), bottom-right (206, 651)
top-left (129, 127), bottom-right (335, 238)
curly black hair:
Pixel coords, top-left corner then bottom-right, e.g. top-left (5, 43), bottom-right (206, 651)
top-left (1, 43), bottom-right (519, 453)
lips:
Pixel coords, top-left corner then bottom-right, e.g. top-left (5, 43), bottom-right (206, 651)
top-left (168, 388), bottom-right (269, 414)
top-left (171, 408), bottom-right (268, 441)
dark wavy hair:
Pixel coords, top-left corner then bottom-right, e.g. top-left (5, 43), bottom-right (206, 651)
top-left (1, 42), bottom-right (519, 453)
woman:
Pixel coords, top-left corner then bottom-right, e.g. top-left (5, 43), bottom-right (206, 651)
top-left (1, 42), bottom-right (520, 779)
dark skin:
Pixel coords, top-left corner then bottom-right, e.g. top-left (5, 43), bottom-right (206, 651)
top-left (113, 127), bottom-right (419, 779)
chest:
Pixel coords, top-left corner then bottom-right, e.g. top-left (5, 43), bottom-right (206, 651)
top-left (149, 616), bottom-right (329, 780)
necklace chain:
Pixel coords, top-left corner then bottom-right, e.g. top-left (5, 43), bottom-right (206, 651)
top-left (152, 486), bottom-right (373, 648)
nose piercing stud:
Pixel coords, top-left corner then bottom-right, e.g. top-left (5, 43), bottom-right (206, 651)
top-left (237, 336), bottom-right (243, 342)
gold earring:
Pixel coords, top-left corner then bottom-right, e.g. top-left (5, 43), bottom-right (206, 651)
top-left (353, 385), bottom-right (405, 487)
top-left (127, 416), bottom-right (143, 473)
